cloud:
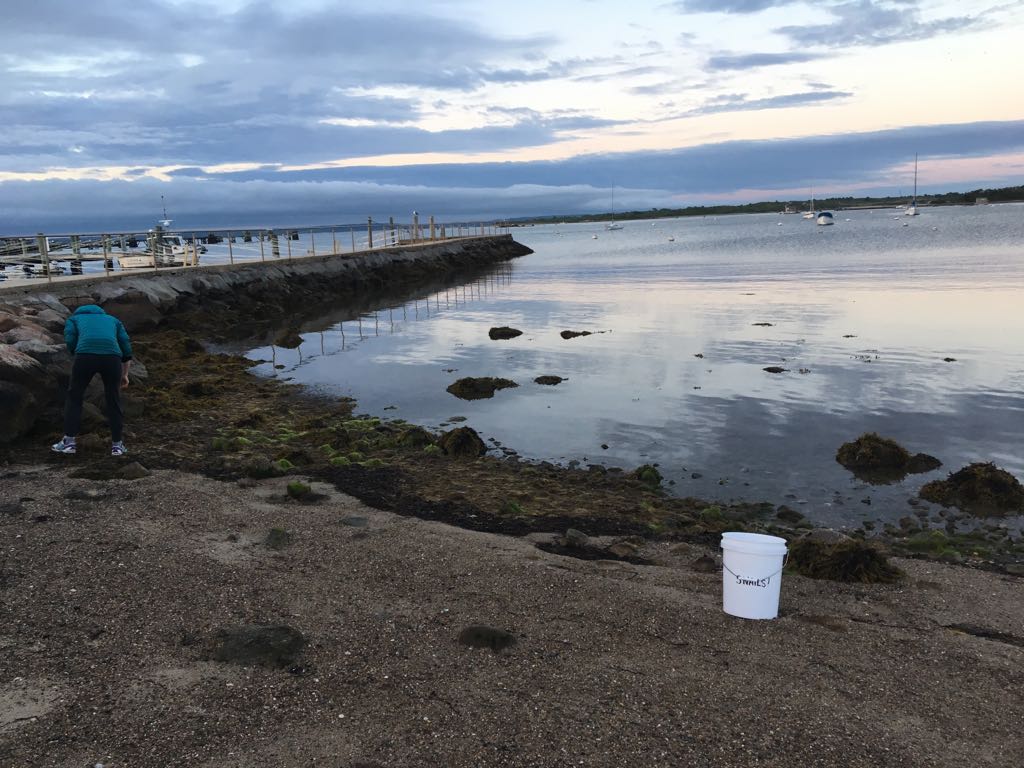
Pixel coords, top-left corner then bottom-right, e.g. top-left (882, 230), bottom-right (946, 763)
top-left (4, 119), bottom-right (1021, 231)
top-left (682, 89), bottom-right (853, 116)
top-left (775, 1), bottom-right (984, 48)
top-left (706, 52), bottom-right (831, 71)
top-left (672, 0), bottom-right (784, 12)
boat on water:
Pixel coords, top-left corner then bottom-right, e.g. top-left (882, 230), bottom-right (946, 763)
top-left (816, 211), bottom-right (835, 226)
top-left (119, 229), bottom-right (194, 269)
top-left (904, 154), bottom-right (920, 216)
top-left (605, 185), bottom-right (624, 230)
top-left (803, 189), bottom-right (816, 219)
top-left (783, 204), bottom-right (799, 214)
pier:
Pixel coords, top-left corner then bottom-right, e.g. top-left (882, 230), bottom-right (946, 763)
top-left (0, 214), bottom-right (511, 286)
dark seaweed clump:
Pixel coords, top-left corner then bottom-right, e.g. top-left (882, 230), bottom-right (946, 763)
top-left (488, 326), bottom-right (523, 340)
top-left (836, 432), bottom-right (941, 484)
top-left (919, 462), bottom-right (1024, 516)
top-left (788, 537), bottom-right (903, 583)
top-left (446, 377), bottom-right (518, 400)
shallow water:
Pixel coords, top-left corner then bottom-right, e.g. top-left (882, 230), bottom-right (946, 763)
top-left (246, 205), bottom-right (1024, 527)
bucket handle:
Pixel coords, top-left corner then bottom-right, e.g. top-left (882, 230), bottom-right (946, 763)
top-left (723, 552), bottom-right (788, 584)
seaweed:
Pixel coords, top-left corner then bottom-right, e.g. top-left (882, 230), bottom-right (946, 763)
top-left (788, 537), bottom-right (903, 583)
top-left (919, 462), bottom-right (1024, 516)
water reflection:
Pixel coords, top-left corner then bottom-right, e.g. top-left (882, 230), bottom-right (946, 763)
top-left (245, 206), bottom-right (1024, 526)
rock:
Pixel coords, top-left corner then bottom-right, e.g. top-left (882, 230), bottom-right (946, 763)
top-left (0, 313), bottom-right (18, 333)
top-left (32, 309), bottom-right (67, 333)
top-left (208, 625), bottom-right (306, 668)
top-left (488, 326), bottom-right (523, 340)
top-left (919, 462), bottom-right (1024, 516)
top-left (457, 625), bottom-right (516, 653)
top-left (0, 382), bottom-right (38, 444)
top-left (692, 555), bottom-right (717, 573)
top-left (752, 322), bottom-right (774, 327)
top-left (775, 506), bottom-right (805, 524)
top-left (906, 453), bottom-right (942, 473)
top-left (835, 433), bottom-right (939, 483)
top-left (562, 528), bottom-right (589, 548)
top-left (118, 462), bottom-right (151, 480)
top-left (0, 344), bottom-right (46, 388)
top-left (397, 426), bottom-right (434, 447)
top-left (762, 366), bottom-right (787, 374)
top-left (534, 375), bottom-right (564, 385)
top-left (446, 377), bottom-right (518, 400)
top-left (2, 322), bottom-right (58, 346)
top-left (274, 329), bottom-right (304, 349)
top-left (265, 528), bottom-right (292, 550)
top-left (606, 540), bottom-right (640, 558)
top-left (632, 464), bottom-right (662, 487)
top-left (99, 290), bottom-right (163, 331)
top-left (438, 426), bottom-right (487, 458)
top-left (560, 330), bottom-right (592, 339)
top-left (80, 402), bottom-right (107, 432)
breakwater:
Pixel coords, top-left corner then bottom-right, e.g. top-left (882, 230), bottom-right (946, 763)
top-left (0, 235), bottom-right (532, 443)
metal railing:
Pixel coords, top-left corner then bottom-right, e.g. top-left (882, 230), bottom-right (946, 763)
top-left (0, 215), bottom-right (513, 285)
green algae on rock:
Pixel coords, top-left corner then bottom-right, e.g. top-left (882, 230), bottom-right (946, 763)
top-left (439, 426), bottom-right (487, 458)
top-left (446, 377), bottom-right (518, 400)
top-left (919, 462), bottom-right (1024, 516)
top-left (534, 375), bottom-right (564, 385)
top-left (633, 464), bottom-right (662, 488)
top-left (836, 432), bottom-right (942, 484)
top-left (788, 534), bottom-right (903, 583)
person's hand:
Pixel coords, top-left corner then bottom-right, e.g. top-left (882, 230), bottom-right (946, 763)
top-left (121, 375), bottom-right (130, 390)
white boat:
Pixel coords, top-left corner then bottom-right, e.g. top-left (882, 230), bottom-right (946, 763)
top-left (816, 211), bottom-right (834, 226)
top-left (802, 188), bottom-right (816, 219)
top-left (605, 185), bottom-right (624, 230)
top-left (904, 154), bottom-right (919, 216)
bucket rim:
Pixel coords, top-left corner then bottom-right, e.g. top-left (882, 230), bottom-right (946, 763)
top-left (720, 531), bottom-right (788, 555)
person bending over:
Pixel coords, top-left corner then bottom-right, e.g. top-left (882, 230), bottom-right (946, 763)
top-left (51, 304), bottom-right (133, 457)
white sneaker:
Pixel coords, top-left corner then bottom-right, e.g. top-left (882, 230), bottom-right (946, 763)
top-left (111, 442), bottom-right (128, 457)
top-left (51, 437), bottom-right (77, 455)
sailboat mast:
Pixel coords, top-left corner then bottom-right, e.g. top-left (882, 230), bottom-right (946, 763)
top-left (913, 154), bottom-right (918, 201)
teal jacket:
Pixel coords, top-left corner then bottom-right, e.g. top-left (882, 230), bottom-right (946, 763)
top-left (64, 305), bottom-right (133, 361)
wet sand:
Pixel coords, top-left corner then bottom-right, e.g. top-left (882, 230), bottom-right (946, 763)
top-left (1, 465), bottom-right (1021, 767)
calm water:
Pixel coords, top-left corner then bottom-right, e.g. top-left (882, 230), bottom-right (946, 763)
top-left (246, 205), bottom-right (1024, 526)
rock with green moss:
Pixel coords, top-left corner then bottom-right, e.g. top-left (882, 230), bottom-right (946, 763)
top-left (286, 480), bottom-right (311, 499)
top-left (438, 426), bottom-right (487, 458)
top-left (633, 464), bottom-right (662, 487)
top-left (265, 528), bottom-right (292, 550)
top-left (398, 426), bottom-right (435, 447)
top-left (423, 444), bottom-right (442, 457)
top-left (329, 456), bottom-right (351, 467)
top-left (346, 451), bottom-right (365, 462)
top-left (836, 432), bottom-right (942, 484)
top-left (360, 458), bottom-right (385, 469)
top-left (446, 377), bottom-right (518, 401)
top-left (919, 462), bottom-right (1024, 516)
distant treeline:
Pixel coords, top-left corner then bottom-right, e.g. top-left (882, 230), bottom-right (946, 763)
top-left (514, 185), bottom-right (1024, 225)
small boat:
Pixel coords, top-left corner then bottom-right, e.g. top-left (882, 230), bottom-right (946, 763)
top-left (605, 222), bottom-right (623, 231)
top-left (816, 211), bottom-right (834, 226)
top-left (802, 188), bottom-right (816, 219)
top-left (904, 154), bottom-right (920, 216)
top-left (667, 236), bottom-right (675, 241)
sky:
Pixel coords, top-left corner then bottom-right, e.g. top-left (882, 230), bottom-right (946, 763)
top-left (1, 0), bottom-right (1023, 231)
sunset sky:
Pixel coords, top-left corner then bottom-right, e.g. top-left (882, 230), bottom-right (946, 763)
top-left (2, 0), bottom-right (1023, 230)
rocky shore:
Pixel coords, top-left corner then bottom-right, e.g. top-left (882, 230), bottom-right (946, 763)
top-left (2, 235), bottom-right (1023, 766)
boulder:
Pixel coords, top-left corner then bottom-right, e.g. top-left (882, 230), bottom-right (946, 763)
top-left (488, 326), bottom-right (523, 340)
top-left (0, 382), bottom-right (38, 443)
top-left (446, 377), bottom-right (518, 400)
top-left (438, 426), bottom-right (487, 458)
top-left (0, 345), bottom-right (46, 388)
top-left (100, 290), bottom-right (163, 331)
top-left (2, 322), bottom-right (58, 347)
top-left (32, 309), bottom-right (67, 334)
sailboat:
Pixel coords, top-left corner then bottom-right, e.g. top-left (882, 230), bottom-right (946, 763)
top-left (605, 186), bottom-right (624, 230)
top-left (802, 188), bottom-right (816, 219)
top-left (904, 155), bottom-right (919, 216)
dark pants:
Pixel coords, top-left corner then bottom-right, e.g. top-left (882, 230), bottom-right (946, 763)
top-left (64, 354), bottom-right (124, 442)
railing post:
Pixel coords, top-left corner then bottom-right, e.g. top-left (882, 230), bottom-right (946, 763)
top-left (286, 233), bottom-right (292, 260)
top-left (311, 229), bottom-right (316, 257)
top-left (351, 227), bottom-right (356, 252)
top-left (36, 234), bottom-right (51, 283)
top-left (429, 215), bottom-right (435, 240)
top-left (227, 231), bottom-right (234, 264)
top-left (367, 217), bottom-right (373, 249)
top-left (389, 216), bottom-right (395, 246)
top-left (332, 228), bottom-right (337, 255)
top-left (259, 232), bottom-right (265, 262)
top-left (102, 235), bottom-right (111, 276)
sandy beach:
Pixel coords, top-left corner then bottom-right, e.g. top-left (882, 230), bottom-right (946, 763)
top-left (1, 463), bottom-right (1021, 767)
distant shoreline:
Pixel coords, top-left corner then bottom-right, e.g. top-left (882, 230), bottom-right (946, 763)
top-left (512, 184), bottom-right (1024, 225)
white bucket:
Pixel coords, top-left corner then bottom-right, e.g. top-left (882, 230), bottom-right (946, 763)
top-left (720, 532), bottom-right (788, 620)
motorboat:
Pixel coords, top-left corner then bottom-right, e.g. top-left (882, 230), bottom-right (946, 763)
top-left (816, 211), bottom-right (835, 226)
